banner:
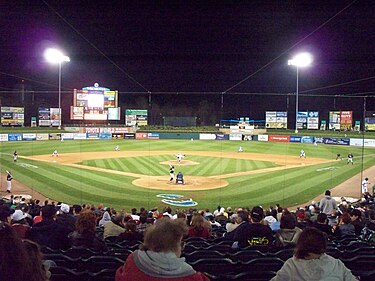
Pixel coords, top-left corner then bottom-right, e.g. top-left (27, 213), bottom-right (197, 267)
top-left (269, 135), bottom-right (290, 142)
top-left (265, 111), bottom-right (287, 129)
top-left (126, 109), bottom-right (148, 126)
top-left (297, 112), bottom-right (308, 129)
top-left (1, 107), bottom-right (24, 126)
top-left (340, 111), bottom-right (352, 130)
top-left (307, 111), bottom-right (319, 129)
top-left (38, 107), bottom-right (51, 126)
top-left (365, 111), bottom-right (375, 131)
top-left (329, 111), bottom-right (341, 130)
top-left (50, 108), bottom-right (61, 127)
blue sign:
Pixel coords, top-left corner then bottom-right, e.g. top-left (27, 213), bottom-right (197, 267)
top-left (99, 133), bottom-right (112, 140)
top-left (148, 133), bottom-right (160, 140)
top-left (290, 136), bottom-right (302, 143)
top-left (216, 134), bottom-right (227, 140)
top-left (301, 136), bottom-right (315, 143)
top-left (8, 133), bottom-right (22, 141)
top-left (322, 137), bottom-right (350, 145)
top-left (87, 133), bottom-right (99, 139)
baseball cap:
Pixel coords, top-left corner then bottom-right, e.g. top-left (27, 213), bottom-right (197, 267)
top-left (251, 206), bottom-right (264, 222)
top-left (325, 190), bottom-right (331, 196)
top-left (0, 204), bottom-right (15, 221)
top-left (11, 210), bottom-right (27, 222)
top-left (60, 203), bottom-right (70, 214)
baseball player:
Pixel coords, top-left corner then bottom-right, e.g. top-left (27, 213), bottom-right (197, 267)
top-left (336, 153), bottom-right (342, 160)
top-left (347, 153), bottom-right (353, 165)
top-left (6, 171), bottom-right (13, 193)
top-left (115, 145), bottom-right (120, 151)
top-left (175, 153), bottom-right (185, 164)
top-left (176, 172), bottom-right (184, 184)
top-left (169, 165), bottom-right (175, 182)
top-left (299, 149), bottom-right (306, 159)
top-left (13, 150), bottom-right (18, 162)
top-left (361, 178), bottom-right (370, 195)
top-left (52, 149), bottom-right (59, 157)
top-left (238, 146), bottom-right (243, 152)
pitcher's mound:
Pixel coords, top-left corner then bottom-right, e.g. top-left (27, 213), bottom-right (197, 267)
top-left (133, 176), bottom-right (228, 190)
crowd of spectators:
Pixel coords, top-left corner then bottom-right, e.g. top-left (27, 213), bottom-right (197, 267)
top-left (0, 189), bottom-right (375, 280)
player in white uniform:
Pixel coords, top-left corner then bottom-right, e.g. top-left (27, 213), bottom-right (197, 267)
top-left (238, 146), bottom-right (243, 152)
top-left (361, 177), bottom-right (370, 195)
top-left (175, 153), bottom-right (185, 164)
top-left (13, 151), bottom-right (18, 162)
top-left (299, 149), bottom-right (306, 158)
top-left (115, 145), bottom-right (120, 151)
top-left (6, 171), bottom-right (13, 193)
top-left (52, 149), bottom-right (59, 157)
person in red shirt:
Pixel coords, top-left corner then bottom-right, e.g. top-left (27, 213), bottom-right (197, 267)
top-left (188, 213), bottom-right (210, 239)
top-left (116, 218), bottom-right (210, 281)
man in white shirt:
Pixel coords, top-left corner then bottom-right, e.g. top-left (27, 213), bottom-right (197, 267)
top-left (361, 177), bottom-right (370, 195)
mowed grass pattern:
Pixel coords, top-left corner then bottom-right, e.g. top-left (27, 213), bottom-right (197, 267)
top-left (1, 139), bottom-right (375, 210)
top-left (78, 155), bottom-right (278, 176)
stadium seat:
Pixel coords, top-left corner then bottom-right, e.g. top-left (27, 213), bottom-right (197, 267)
top-left (80, 256), bottom-right (124, 273)
top-left (240, 257), bottom-right (284, 272)
top-left (49, 266), bottom-right (89, 281)
top-left (62, 246), bottom-right (101, 259)
top-left (229, 250), bottom-right (266, 262)
top-left (188, 258), bottom-right (239, 276)
top-left (183, 250), bottom-right (226, 262)
top-left (43, 254), bottom-right (80, 269)
top-left (229, 270), bottom-right (277, 281)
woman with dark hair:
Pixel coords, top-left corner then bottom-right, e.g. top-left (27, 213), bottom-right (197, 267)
top-left (188, 213), bottom-right (210, 239)
top-left (275, 211), bottom-right (302, 247)
top-left (0, 222), bottom-right (49, 281)
top-left (69, 210), bottom-right (107, 252)
top-left (117, 219), bottom-right (143, 242)
top-left (115, 218), bottom-right (210, 281)
top-left (271, 227), bottom-right (357, 281)
top-left (23, 239), bottom-right (51, 281)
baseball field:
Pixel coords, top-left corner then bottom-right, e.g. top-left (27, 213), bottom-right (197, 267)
top-left (1, 138), bottom-right (375, 210)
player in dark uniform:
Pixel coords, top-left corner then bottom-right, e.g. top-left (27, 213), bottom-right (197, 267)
top-left (176, 172), bottom-right (184, 184)
top-left (13, 151), bottom-right (18, 162)
top-left (336, 153), bottom-right (342, 160)
top-left (169, 165), bottom-right (175, 182)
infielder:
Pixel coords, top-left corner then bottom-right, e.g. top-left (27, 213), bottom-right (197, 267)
top-left (13, 150), bottom-right (18, 162)
top-left (6, 171), bottom-right (13, 193)
top-left (299, 149), bottom-right (306, 158)
top-left (52, 149), bottom-right (59, 157)
top-left (115, 145), bottom-right (120, 151)
top-left (347, 153), bottom-right (353, 165)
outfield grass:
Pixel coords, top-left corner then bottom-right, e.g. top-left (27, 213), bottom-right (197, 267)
top-left (1, 139), bottom-right (375, 211)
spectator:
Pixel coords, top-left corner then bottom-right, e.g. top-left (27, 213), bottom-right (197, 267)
top-left (69, 210), bottom-right (107, 252)
top-left (10, 209), bottom-right (31, 239)
top-left (98, 208), bottom-right (112, 227)
top-left (319, 190), bottom-right (337, 215)
top-left (264, 210), bottom-right (277, 226)
top-left (104, 212), bottom-right (125, 239)
top-left (0, 203), bottom-right (15, 223)
top-left (115, 218), bottom-right (210, 281)
top-left (188, 213), bottom-right (210, 239)
top-left (137, 213), bottom-right (151, 234)
top-left (271, 227), bottom-right (357, 281)
top-left (313, 213), bottom-right (333, 236)
top-left (225, 209), bottom-right (248, 240)
top-left (334, 213), bottom-right (355, 237)
top-left (30, 204), bottom-right (70, 250)
top-left (22, 239), bottom-right (52, 281)
top-left (350, 209), bottom-right (365, 236)
top-left (275, 211), bottom-right (302, 247)
top-left (0, 222), bottom-right (48, 281)
top-left (233, 206), bottom-right (273, 248)
top-left (56, 203), bottom-right (76, 233)
top-left (117, 220), bottom-right (143, 242)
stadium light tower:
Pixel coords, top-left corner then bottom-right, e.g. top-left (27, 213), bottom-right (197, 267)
top-left (288, 52), bottom-right (312, 133)
top-left (44, 48), bottom-right (70, 129)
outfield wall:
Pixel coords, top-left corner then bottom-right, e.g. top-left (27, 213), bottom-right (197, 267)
top-left (1, 131), bottom-right (375, 148)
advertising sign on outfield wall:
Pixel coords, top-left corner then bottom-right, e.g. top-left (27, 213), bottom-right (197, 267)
top-left (301, 136), bottom-right (315, 143)
top-left (36, 134), bottom-right (49, 141)
top-left (87, 133), bottom-right (100, 139)
top-left (0, 134), bottom-right (8, 142)
top-left (229, 134), bottom-right (242, 141)
top-left (61, 133), bottom-right (74, 140)
top-left (269, 135), bottom-right (290, 142)
top-left (340, 111), bottom-right (352, 130)
top-left (258, 135), bottom-right (269, 141)
top-left (73, 133), bottom-right (87, 140)
top-left (200, 133), bottom-right (216, 140)
top-left (322, 137), bottom-right (350, 145)
top-left (136, 133), bottom-right (148, 139)
top-left (329, 111), bottom-right (341, 130)
top-left (99, 133), bottom-right (112, 139)
top-left (290, 136), bottom-right (301, 143)
top-left (216, 134), bottom-right (227, 140)
top-left (297, 112), bottom-right (308, 129)
top-left (124, 133), bottom-right (136, 139)
top-left (8, 133), bottom-right (22, 141)
top-left (352, 138), bottom-right (375, 147)
top-left (148, 133), bottom-right (160, 140)
top-left (365, 111), bottom-right (375, 131)
top-left (22, 133), bottom-right (37, 141)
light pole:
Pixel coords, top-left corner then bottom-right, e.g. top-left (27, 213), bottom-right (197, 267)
top-left (44, 48), bottom-right (70, 129)
top-left (288, 52), bottom-right (312, 133)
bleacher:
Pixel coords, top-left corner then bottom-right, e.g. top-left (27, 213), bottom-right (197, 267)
top-left (41, 232), bottom-right (375, 281)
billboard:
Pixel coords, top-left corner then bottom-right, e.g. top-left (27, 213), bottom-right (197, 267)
top-left (307, 111), bottom-right (319, 129)
top-left (340, 111), bottom-right (352, 130)
top-left (125, 109), bottom-right (148, 126)
top-left (1, 107), bottom-right (24, 126)
top-left (71, 85), bottom-right (120, 120)
top-left (365, 111), bottom-right (375, 131)
top-left (329, 111), bottom-right (341, 130)
top-left (265, 111), bottom-right (287, 129)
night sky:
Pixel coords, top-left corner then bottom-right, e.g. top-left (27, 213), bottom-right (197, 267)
top-left (0, 0), bottom-right (374, 123)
